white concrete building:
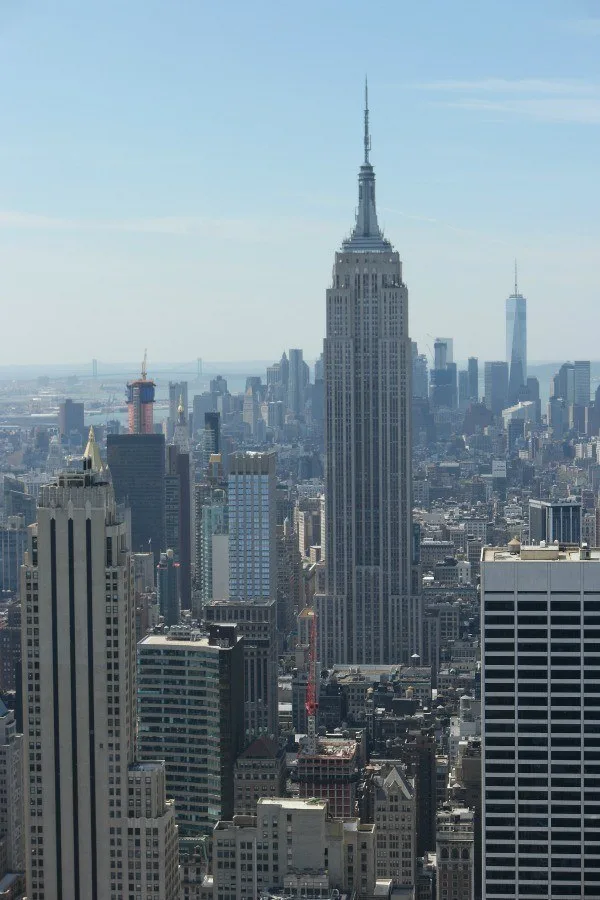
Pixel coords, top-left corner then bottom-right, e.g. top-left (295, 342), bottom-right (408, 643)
top-left (212, 797), bottom-right (381, 900)
top-left (22, 439), bottom-right (178, 900)
top-left (371, 764), bottom-right (416, 888)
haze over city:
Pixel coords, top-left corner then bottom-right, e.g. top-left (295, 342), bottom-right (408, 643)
top-left (2, 0), bottom-right (600, 363)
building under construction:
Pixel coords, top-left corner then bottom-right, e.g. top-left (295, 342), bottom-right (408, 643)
top-left (127, 351), bottom-right (155, 434)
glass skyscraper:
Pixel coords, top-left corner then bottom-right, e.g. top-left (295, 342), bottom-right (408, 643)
top-left (506, 280), bottom-right (527, 405)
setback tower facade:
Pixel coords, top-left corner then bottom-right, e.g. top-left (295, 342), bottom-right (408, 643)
top-left (318, 85), bottom-right (419, 665)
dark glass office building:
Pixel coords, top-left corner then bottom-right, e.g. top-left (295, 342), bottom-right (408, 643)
top-left (107, 433), bottom-right (165, 562)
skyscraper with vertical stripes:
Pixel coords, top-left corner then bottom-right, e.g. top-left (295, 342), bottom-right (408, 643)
top-left (317, 85), bottom-right (420, 666)
top-left (22, 431), bottom-right (178, 900)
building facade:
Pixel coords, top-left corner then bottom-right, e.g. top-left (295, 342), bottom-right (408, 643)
top-left (484, 361), bottom-right (509, 417)
top-left (228, 450), bottom-right (277, 602)
top-left (107, 433), bottom-right (166, 563)
top-left (138, 625), bottom-right (244, 836)
top-left (481, 543), bottom-right (600, 899)
top-left (204, 598), bottom-right (278, 740)
top-left (21, 447), bottom-right (178, 900)
top-left (506, 285), bottom-right (527, 405)
top-left (319, 86), bottom-right (418, 666)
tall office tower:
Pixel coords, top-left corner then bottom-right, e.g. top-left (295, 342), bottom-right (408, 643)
top-left (167, 380), bottom-right (188, 439)
top-left (481, 543), bottom-right (600, 900)
top-left (157, 549), bottom-right (180, 626)
top-left (138, 624), bottom-right (244, 836)
top-left (204, 598), bottom-right (278, 739)
top-left (279, 351), bottom-right (289, 395)
top-left (107, 433), bottom-right (165, 562)
top-left (21, 444), bottom-right (178, 900)
top-left (484, 361), bottom-right (509, 417)
top-left (467, 356), bottom-right (479, 401)
top-left (0, 515), bottom-right (27, 595)
top-left (436, 337), bottom-right (454, 364)
top-left (242, 386), bottom-right (259, 436)
top-left (506, 270), bottom-right (527, 405)
top-left (436, 807), bottom-right (474, 900)
top-left (228, 451), bottom-right (277, 602)
top-left (0, 700), bottom-right (24, 885)
top-left (204, 411), bottom-right (220, 454)
top-left (198, 488), bottom-right (229, 608)
top-left (165, 442), bottom-right (191, 607)
top-left (288, 348), bottom-right (307, 416)
top-left (552, 361), bottom-right (575, 404)
top-left (574, 359), bottom-right (591, 407)
top-left (126, 353), bottom-right (156, 434)
top-left (412, 342), bottom-right (429, 399)
top-left (58, 398), bottom-right (85, 443)
top-left (434, 339), bottom-right (448, 371)
top-left (320, 85), bottom-right (418, 665)
top-left (458, 369), bottom-right (470, 407)
top-left (314, 351), bottom-right (324, 381)
top-left (529, 498), bottom-right (582, 545)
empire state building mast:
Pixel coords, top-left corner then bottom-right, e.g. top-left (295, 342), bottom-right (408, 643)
top-left (316, 82), bottom-right (420, 666)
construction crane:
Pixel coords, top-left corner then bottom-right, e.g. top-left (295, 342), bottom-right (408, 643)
top-left (304, 611), bottom-right (319, 755)
top-left (141, 348), bottom-right (148, 380)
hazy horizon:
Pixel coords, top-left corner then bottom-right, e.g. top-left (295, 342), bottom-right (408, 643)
top-left (2, 1), bottom-right (600, 363)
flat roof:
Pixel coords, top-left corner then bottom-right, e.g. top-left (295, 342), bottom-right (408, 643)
top-left (257, 797), bottom-right (327, 810)
top-left (483, 546), bottom-right (600, 563)
top-left (139, 633), bottom-right (213, 649)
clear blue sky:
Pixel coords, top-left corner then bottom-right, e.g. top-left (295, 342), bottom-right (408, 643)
top-left (2, 0), bottom-right (600, 366)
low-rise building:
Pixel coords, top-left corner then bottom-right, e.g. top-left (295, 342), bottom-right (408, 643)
top-left (234, 736), bottom-right (286, 815)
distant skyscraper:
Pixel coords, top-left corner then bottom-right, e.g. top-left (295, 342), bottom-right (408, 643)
top-left (167, 380), bottom-right (188, 439)
top-left (58, 398), bottom-right (85, 443)
top-left (228, 451), bottom-right (277, 602)
top-left (319, 84), bottom-right (419, 665)
top-left (22, 440), bottom-right (178, 900)
top-left (467, 357), bottom-right (478, 401)
top-left (484, 361), bottom-right (509, 417)
top-left (126, 352), bottom-right (156, 434)
top-left (288, 348), bottom-right (307, 416)
top-left (506, 268), bottom-right (527, 404)
top-left (482, 543), bottom-right (600, 898)
top-left (412, 342), bottom-right (429, 400)
top-left (574, 360), bottom-right (591, 407)
top-left (107, 432), bottom-right (166, 562)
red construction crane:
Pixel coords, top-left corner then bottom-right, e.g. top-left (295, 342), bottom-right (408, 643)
top-left (304, 611), bottom-right (318, 755)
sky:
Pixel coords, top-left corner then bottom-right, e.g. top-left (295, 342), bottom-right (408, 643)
top-left (1, 0), bottom-right (600, 367)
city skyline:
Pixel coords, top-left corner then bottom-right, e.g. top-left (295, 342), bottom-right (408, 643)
top-left (2, 2), bottom-right (600, 363)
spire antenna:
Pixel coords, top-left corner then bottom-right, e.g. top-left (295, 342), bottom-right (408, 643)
top-left (364, 76), bottom-right (371, 164)
top-left (514, 258), bottom-right (518, 295)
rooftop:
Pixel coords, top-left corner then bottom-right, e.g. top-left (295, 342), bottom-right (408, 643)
top-left (483, 545), bottom-right (600, 563)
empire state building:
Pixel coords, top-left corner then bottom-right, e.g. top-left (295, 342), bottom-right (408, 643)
top-left (317, 86), bottom-right (420, 666)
